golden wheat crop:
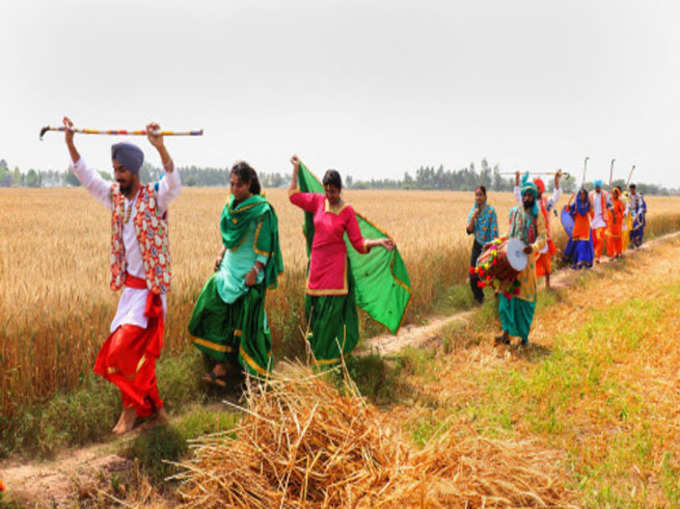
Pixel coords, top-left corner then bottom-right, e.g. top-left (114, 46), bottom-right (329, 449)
top-left (1, 187), bottom-right (679, 417)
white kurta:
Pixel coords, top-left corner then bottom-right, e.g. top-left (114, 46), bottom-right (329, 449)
top-left (591, 191), bottom-right (608, 229)
top-left (71, 158), bottom-right (181, 332)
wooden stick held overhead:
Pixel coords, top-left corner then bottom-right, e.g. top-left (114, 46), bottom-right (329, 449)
top-left (498, 171), bottom-right (571, 178)
top-left (39, 125), bottom-right (204, 140)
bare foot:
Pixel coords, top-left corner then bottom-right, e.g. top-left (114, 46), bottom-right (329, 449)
top-left (112, 407), bottom-right (137, 435)
top-left (494, 333), bottom-right (510, 346)
top-left (137, 407), bottom-right (168, 431)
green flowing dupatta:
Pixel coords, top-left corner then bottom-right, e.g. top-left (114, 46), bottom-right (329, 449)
top-left (220, 194), bottom-right (284, 376)
top-left (220, 194), bottom-right (284, 290)
top-left (297, 162), bottom-right (413, 334)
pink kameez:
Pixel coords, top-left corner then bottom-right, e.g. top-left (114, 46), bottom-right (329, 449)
top-left (289, 191), bottom-right (368, 295)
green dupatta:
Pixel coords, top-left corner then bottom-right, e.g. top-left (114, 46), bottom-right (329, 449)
top-left (296, 162), bottom-right (412, 334)
top-left (220, 194), bottom-right (284, 289)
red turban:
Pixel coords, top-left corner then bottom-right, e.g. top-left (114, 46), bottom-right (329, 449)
top-left (533, 178), bottom-right (545, 194)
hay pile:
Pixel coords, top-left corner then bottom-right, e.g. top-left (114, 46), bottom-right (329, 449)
top-left (172, 363), bottom-right (574, 508)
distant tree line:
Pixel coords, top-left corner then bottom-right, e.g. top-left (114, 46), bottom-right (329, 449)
top-left (1, 157), bottom-right (678, 196)
top-left (0, 159), bottom-right (288, 191)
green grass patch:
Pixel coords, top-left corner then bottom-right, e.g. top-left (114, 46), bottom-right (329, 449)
top-left (0, 350), bottom-right (217, 459)
top-left (408, 415), bottom-right (450, 448)
top-left (450, 283), bottom-right (680, 505)
top-left (125, 405), bottom-right (238, 482)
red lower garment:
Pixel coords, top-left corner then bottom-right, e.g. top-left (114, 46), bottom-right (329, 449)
top-left (93, 274), bottom-right (164, 417)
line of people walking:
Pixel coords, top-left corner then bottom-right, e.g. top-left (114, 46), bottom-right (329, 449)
top-left (61, 113), bottom-right (648, 434)
top-left (466, 170), bottom-right (648, 348)
top-left (62, 117), bottom-right (406, 434)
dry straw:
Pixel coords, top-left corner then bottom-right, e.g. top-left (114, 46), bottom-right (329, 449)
top-left (170, 361), bottom-right (576, 508)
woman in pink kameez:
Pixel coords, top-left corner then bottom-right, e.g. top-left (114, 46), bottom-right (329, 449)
top-left (288, 155), bottom-right (394, 364)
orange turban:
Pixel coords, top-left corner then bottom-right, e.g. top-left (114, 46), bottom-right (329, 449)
top-left (533, 178), bottom-right (545, 194)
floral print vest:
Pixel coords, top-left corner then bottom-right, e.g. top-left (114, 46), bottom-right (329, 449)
top-left (110, 183), bottom-right (171, 295)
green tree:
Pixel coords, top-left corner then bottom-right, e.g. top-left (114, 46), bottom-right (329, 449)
top-left (26, 169), bottom-right (41, 187)
top-left (12, 167), bottom-right (23, 186)
top-left (64, 170), bottom-right (81, 187)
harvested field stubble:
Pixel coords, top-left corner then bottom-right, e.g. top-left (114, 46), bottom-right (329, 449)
top-left (173, 363), bottom-right (575, 508)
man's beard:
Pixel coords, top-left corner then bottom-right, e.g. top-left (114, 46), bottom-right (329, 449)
top-left (117, 181), bottom-right (131, 194)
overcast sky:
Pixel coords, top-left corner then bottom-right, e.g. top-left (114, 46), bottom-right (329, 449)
top-left (1, 0), bottom-right (678, 186)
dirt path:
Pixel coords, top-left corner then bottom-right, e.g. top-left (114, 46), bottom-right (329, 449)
top-left (0, 442), bottom-right (132, 508)
top-left (360, 231), bottom-right (680, 356)
top-left (2, 232), bottom-right (679, 508)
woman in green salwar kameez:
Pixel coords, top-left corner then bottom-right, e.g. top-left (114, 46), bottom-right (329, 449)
top-left (188, 162), bottom-right (283, 383)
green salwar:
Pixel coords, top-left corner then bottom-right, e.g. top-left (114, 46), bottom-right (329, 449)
top-left (498, 294), bottom-right (536, 345)
top-left (304, 274), bottom-right (359, 365)
top-left (188, 194), bottom-right (283, 378)
top-left (189, 276), bottom-right (272, 377)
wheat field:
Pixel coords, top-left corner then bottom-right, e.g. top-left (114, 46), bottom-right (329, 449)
top-left (2, 187), bottom-right (680, 418)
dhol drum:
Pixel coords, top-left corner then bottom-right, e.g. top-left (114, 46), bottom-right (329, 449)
top-left (476, 237), bottom-right (528, 281)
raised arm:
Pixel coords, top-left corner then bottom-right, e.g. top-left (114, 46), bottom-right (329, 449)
top-left (288, 154), bottom-right (320, 212)
top-left (513, 171), bottom-right (522, 206)
top-left (147, 122), bottom-right (181, 213)
top-left (547, 170), bottom-right (562, 211)
top-left (64, 116), bottom-right (112, 210)
top-left (289, 154), bottom-right (300, 192)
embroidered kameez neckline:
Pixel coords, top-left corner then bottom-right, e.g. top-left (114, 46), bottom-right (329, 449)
top-left (324, 199), bottom-right (347, 215)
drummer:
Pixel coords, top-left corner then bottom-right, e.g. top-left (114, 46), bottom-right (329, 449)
top-left (496, 173), bottom-right (546, 346)
top-left (466, 185), bottom-right (498, 304)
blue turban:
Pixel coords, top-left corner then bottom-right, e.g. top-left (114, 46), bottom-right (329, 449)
top-left (593, 179), bottom-right (603, 189)
top-left (520, 171), bottom-right (539, 217)
top-left (111, 142), bottom-right (144, 174)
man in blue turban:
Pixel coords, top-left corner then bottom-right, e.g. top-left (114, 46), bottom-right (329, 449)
top-left (110, 142), bottom-right (145, 196)
top-left (63, 116), bottom-right (182, 434)
top-left (496, 172), bottom-right (547, 347)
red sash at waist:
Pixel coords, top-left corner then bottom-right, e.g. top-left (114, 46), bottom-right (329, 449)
top-left (124, 273), bottom-right (163, 357)
top-left (124, 273), bottom-right (147, 289)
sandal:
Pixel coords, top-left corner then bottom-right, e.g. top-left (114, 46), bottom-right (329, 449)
top-left (203, 370), bottom-right (227, 387)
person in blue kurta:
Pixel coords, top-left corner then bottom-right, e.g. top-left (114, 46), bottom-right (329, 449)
top-left (465, 185), bottom-right (499, 304)
top-left (188, 162), bottom-right (283, 384)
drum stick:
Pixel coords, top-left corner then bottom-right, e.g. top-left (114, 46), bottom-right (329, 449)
top-left (609, 158), bottom-right (615, 188)
top-left (39, 126), bottom-right (204, 140)
top-left (625, 165), bottom-right (636, 188)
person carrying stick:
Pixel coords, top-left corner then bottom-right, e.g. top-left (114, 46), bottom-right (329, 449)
top-left (63, 116), bottom-right (181, 434)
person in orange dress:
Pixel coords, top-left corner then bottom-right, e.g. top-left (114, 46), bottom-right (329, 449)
top-left (605, 185), bottom-right (626, 258)
top-left (562, 187), bottom-right (595, 269)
